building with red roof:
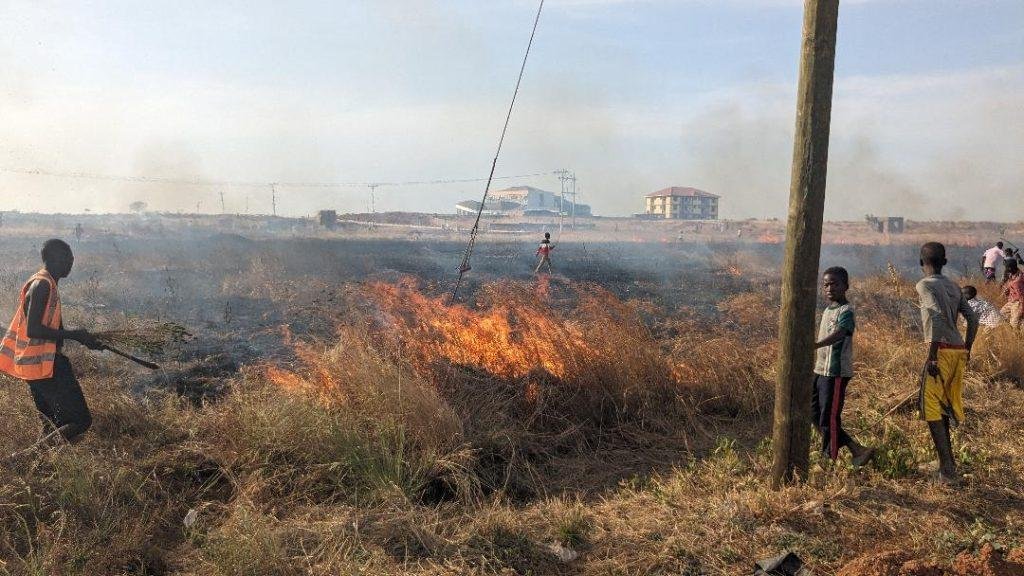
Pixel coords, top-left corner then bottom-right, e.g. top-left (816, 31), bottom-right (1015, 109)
top-left (644, 187), bottom-right (719, 220)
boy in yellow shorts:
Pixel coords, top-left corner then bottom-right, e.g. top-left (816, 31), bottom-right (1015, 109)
top-left (915, 242), bottom-right (979, 484)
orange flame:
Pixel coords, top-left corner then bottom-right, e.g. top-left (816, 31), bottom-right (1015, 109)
top-left (362, 280), bottom-right (588, 380)
top-left (264, 279), bottom-right (675, 411)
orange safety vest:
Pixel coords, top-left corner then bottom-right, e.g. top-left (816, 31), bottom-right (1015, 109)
top-left (0, 269), bottom-right (61, 380)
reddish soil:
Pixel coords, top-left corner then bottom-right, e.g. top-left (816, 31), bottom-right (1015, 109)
top-left (837, 545), bottom-right (1024, 576)
top-left (951, 544), bottom-right (1024, 576)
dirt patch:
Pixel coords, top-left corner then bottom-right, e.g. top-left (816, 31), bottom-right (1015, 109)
top-left (835, 551), bottom-right (936, 576)
top-left (952, 544), bottom-right (1024, 576)
top-left (839, 545), bottom-right (1024, 576)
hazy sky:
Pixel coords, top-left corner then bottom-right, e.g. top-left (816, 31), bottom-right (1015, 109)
top-left (1, 0), bottom-right (1022, 219)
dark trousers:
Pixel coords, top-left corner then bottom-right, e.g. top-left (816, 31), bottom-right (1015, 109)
top-left (811, 375), bottom-right (852, 459)
top-left (28, 355), bottom-right (92, 441)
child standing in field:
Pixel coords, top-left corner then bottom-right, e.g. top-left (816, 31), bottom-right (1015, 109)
top-left (1001, 260), bottom-right (1023, 329)
top-left (535, 232), bottom-right (554, 274)
top-left (961, 286), bottom-right (1002, 328)
top-left (812, 266), bottom-right (875, 466)
top-left (916, 242), bottom-right (979, 484)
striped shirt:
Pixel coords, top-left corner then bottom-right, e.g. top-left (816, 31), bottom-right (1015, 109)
top-left (814, 302), bottom-right (855, 377)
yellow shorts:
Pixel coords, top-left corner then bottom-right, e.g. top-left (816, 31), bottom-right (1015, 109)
top-left (919, 347), bottom-right (966, 423)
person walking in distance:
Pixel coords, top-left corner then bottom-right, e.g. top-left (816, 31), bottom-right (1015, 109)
top-left (981, 241), bottom-right (1004, 284)
top-left (535, 232), bottom-right (554, 274)
top-left (0, 239), bottom-right (104, 443)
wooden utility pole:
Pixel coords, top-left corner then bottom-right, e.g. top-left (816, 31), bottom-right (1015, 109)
top-left (771, 0), bottom-right (841, 488)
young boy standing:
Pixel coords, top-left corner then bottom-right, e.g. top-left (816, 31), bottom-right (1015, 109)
top-left (812, 267), bottom-right (875, 466)
top-left (916, 242), bottom-right (979, 484)
top-left (961, 285), bottom-right (1002, 328)
top-left (534, 232), bottom-right (554, 274)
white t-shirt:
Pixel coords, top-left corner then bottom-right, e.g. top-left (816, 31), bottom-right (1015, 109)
top-left (983, 246), bottom-right (1003, 268)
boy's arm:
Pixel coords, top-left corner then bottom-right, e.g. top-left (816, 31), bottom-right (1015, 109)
top-left (926, 341), bottom-right (941, 376)
top-left (916, 282), bottom-right (945, 336)
top-left (917, 282), bottom-right (943, 376)
top-left (958, 294), bottom-right (979, 353)
top-left (814, 328), bottom-right (848, 349)
top-left (814, 309), bottom-right (853, 349)
top-left (25, 281), bottom-right (101, 349)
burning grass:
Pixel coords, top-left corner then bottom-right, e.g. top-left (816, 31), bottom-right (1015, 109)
top-left (1, 270), bottom-right (1023, 575)
top-left (263, 279), bottom-right (699, 501)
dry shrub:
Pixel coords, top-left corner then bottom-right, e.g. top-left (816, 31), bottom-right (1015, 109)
top-left (665, 293), bottom-right (778, 419)
top-left (852, 313), bottom-right (922, 385)
top-left (268, 332), bottom-right (464, 455)
top-left (207, 379), bottom-right (465, 506)
top-left (462, 509), bottom-right (562, 574)
top-left (0, 448), bottom-right (171, 575)
top-left (716, 291), bottom-right (779, 337)
top-left (972, 280), bottom-right (1006, 306)
top-left (197, 504), bottom-right (301, 576)
top-left (972, 325), bottom-right (1024, 384)
top-left (670, 334), bottom-right (775, 418)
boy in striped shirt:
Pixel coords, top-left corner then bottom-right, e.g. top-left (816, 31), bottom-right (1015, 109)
top-left (812, 267), bottom-right (875, 466)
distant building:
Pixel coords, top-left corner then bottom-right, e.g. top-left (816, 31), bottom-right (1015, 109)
top-left (456, 186), bottom-right (591, 217)
top-left (454, 199), bottom-right (522, 217)
top-left (318, 209), bottom-right (337, 229)
top-left (644, 187), bottom-right (719, 220)
top-left (865, 214), bottom-right (905, 234)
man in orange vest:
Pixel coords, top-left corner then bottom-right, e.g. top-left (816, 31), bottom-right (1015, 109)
top-left (0, 239), bottom-right (103, 442)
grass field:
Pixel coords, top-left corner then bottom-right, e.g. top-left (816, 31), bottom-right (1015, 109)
top-left (0, 224), bottom-right (1022, 575)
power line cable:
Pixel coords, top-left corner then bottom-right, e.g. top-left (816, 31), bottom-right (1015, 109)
top-left (449, 0), bottom-right (545, 304)
top-left (0, 166), bottom-right (557, 190)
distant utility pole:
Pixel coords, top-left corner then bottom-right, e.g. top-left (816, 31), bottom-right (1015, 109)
top-left (368, 184), bottom-right (379, 216)
top-left (555, 169), bottom-right (576, 227)
top-left (219, 191), bottom-right (226, 214)
top-left (271, 184), bottom-right (277, 216)
top-left (570, 172), bottom-right (577, 228)
top-left (771, 0), bottom-right (841, 488)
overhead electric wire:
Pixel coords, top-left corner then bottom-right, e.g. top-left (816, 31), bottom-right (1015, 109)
top-left (0, 166), bottom-right (557, 190)
top-left (449, 0), bottom-right (545, 305)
